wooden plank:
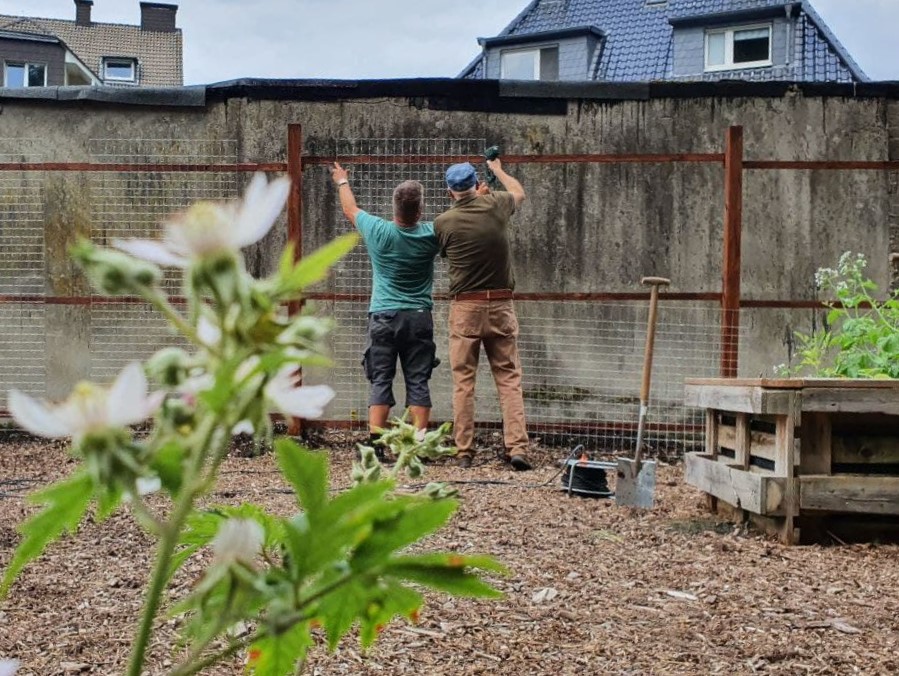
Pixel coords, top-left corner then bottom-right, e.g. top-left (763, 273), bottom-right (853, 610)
top-left (705, 410), bottom-right (720, 512)
top-left (684, 384), bottom-right (794, 415)
top-left (801, 389), bottom-right (899, 416)
top-left (800, 476), bottom-right (899, 516)
top-left (800, 413), bottom-right (833, 474)
top-left (685, 377), bottom-right (899, 390)
top-left (685, 453), bottom-right (786, 515)
top-left (832, 435), bottom-right (899, 466)
top-left (775, 404), bottom-right (798, 544)
top-left (718, 423), bottom-right (736, 451)
top-left (734, 414), bottom-right (751, 469)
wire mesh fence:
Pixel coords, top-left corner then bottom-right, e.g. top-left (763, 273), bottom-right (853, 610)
top-left (0, 133), bottom-right (740, 457)
top-left (85, 139), bottom-right (243, 381)
top-left (302, 138), bottom-right (738, 455)
top-left (0, 140), bottom-right (46, 401)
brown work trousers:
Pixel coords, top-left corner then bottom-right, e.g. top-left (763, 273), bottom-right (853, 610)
top-left (448, 299), bottom-right (528, 457)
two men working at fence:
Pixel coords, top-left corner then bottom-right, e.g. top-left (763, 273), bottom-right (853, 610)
top-left (331, 158), bottom-right (532, 471)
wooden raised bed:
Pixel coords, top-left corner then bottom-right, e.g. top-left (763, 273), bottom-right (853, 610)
top-left (684, 378), bottom-right (899, 544)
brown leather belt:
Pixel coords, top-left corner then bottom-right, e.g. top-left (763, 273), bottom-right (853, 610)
top-left (452, 289), bottom-right (514, 301)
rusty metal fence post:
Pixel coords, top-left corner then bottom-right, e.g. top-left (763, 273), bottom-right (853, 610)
top-left (286, 123), bottom-right (304, 435)
top-left (721, 125), bottom-right (744, 378)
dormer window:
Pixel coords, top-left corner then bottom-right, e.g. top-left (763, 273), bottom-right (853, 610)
top-left (705, 25), bottom-right (772, 71)
top-left (103, 57), bottom-right (137, 83)
top-left (500, 46), bottom-right (559, 81)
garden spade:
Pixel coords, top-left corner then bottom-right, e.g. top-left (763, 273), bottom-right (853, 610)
top-left (616, 276), bottom-right (670, 509)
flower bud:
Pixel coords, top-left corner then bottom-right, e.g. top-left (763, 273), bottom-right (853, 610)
top-left (212, 518), bottom-right (265, 566)
top-left (72, 240), bottom-right (161, 296)
top-left (147, 347), bottom-right (191, 387)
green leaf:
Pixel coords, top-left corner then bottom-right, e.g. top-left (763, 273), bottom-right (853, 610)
top-left (385, 553), bottom-right (506, 599)
top-left (281, 233), bottom-right (359, 291)
top-left (249, 622), bottom-right (313, 676)
top-left (1, 472), bottom-right (93, 597)
top-left (352, 498), bottom-right (458, 569)
top-left (151, 441), bottom-right (186, 495)
top-left (275, 440), bottom-right (328, 517)
top-left (358, 580), bottom-right (422, 648)
top-left (95, 485), bottom-right (123, 522)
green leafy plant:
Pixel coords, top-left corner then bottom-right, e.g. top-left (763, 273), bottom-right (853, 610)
top-left (778, 252), bottom-right (899, 378)
top-left (0, 175), bottom-right (502, 675)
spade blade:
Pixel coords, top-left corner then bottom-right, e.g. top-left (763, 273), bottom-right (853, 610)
top-left (615, 458), bottom-right (657, 509)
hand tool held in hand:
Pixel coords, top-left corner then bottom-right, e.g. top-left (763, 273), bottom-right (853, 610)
top-left (484, 146), bottom-right (501, 189)
top-left (616, 276), bottom-right (671, 509)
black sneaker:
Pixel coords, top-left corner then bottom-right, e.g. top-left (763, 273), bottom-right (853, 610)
top-left (510, 454), bottom-right (533, 471)
top-left (456, 454), bottom-right (473, 469)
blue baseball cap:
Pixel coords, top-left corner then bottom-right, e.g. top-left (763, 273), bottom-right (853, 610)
top-left (445, 163), bottom-right (478, 192)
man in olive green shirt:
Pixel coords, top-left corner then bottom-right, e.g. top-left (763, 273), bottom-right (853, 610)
top-left (434, 160), bottom-right (532, 471)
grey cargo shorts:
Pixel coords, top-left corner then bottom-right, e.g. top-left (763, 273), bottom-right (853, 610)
top-left (362, 309), bottom-right (438, 408)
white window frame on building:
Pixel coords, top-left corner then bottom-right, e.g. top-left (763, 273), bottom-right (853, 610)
top-left (4, 61), bottom-right (47, 88)
top-left (102, 57), bottom-right (138, 84)
top-left (499, 45), bottom-right (560, 81)
top-left (704, 24), bottom-right (773, 72)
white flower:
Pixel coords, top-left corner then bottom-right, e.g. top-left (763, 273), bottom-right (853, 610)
top-left (0, 659), bottom-right (20, 676)
top-left (8, 362), bottom-right (163, 442)
top-left (113, 173), bottom-right (291, 267)
top-left (264, 366), bottom-right (334, 419)
top-left (212, 518), bottom-right (265, 566)
top-left (197, 315), bottom-right (222, 348)
top-left (136, 476), bottom-right (162, 496)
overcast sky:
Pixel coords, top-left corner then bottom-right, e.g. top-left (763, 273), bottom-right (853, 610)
top-left (0, 0), bottom-right (895, 83)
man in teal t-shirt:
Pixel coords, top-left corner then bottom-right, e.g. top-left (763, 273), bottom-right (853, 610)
top-left (331, 162), bottom-right (439, 447)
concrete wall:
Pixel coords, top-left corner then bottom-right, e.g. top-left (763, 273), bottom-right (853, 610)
top-left (0, 85), bottom-right (895, 439)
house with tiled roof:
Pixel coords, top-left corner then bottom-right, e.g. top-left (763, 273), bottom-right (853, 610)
top-left (460, 0), bottom-right (867, 83)
top-left (0, 1), bottom-right (181, 88)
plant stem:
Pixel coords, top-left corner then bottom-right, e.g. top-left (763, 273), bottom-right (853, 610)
top-left (127, 417), bottom-right (223, 676)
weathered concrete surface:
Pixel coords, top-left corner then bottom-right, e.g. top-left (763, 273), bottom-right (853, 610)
top-left (0, 88), bottom-right (894, 437)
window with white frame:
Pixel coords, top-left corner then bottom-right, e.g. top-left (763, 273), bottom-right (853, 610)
top-left (500, 46), bottom-right (559, 81)
top-left (705, 25), bottom-right (772, 71)
top-left (103, 57), bottom-right (137, 83)
top-left (4, 62), bottom-right (47, 88)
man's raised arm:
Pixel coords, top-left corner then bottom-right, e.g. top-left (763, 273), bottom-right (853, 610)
top-left (486, 158), bottom-right (526, 208)
top-left (331, 161), bottom-right (362, 225)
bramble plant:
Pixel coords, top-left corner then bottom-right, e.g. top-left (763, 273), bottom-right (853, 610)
top-left (0, 174), bottom-right (502, 676)
top-left (777, 252), bottom-right (899, 378)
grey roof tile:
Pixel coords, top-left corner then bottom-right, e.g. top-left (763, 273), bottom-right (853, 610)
top-left (461, 0), bottom-right (865, 83)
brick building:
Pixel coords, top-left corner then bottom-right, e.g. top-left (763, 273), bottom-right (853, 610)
top-left (0, 0), bottom-right (181, 88)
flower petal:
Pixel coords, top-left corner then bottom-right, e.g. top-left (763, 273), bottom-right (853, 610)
top-left (107, 362), bottom-right (157, 427)
top-left (266, 382), bottom-right (335, 420)
top-left (197, 315), bottom-right (222, 348)
top-left (212, 518), bottom-right (265, 565)
top-left (7, 390), bottom-right (74, 438)
top-left (113, 238), bottom-right (187, 268)
top-left (233, 420), bottom-right (254, 436)
top-left (136, 476), bottom-right (162, 496)
top-left (233, 175), bottom-right (291, 248)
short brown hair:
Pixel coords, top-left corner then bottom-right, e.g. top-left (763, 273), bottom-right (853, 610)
top-left (393, 180), bottom-right (423, 225)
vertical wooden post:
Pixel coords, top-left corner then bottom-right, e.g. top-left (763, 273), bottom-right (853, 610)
top-left (774, 395), bottom-right (797, 545)
top-left (286, 124), bottom-right (304, 436)
top-left (721, 126), bottom-right (744, 378)
top-left (705, 409), bottom-right (719, 512)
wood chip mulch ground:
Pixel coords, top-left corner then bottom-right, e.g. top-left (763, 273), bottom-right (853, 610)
top-left (1, 432), bottom-right (897, 675)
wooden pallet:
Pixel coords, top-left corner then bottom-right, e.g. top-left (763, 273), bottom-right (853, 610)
top-left (684, 379), bottom-right (899, 544)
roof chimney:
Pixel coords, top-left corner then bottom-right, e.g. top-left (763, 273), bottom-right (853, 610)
top-left (74, 0), bottom-right (93, 27)
top-left (140, 2), bottom-right (178, 33)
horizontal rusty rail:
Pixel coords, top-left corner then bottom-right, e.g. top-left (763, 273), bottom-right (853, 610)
top-left (0, 162), bottom-right (288, 173)
top-left (302, 153), bottom-right (725, 166)
top-left (745, 160), bottom-right (899, 171)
